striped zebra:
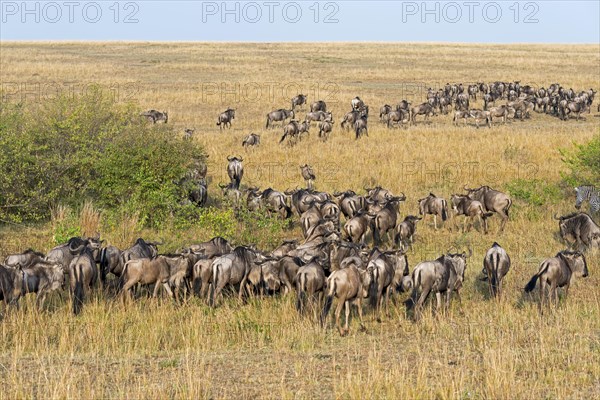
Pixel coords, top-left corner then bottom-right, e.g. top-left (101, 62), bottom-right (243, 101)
top-left (575, 185), bottom-right (600, 213)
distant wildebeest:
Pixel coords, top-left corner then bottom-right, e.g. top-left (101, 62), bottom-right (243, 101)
top-left (562, 101), bottom-right (588, 120)
top-left (295, 257), bottom-right (326, 315)
top-left (189, 178), bottom-right (208, 208)
top-left (379, 104), bottom-right (392, 121)
top-left (483, 242), bottom-right (511, 298)
top-left (279, 120), bottom-right (301, 145)
top-left (318, 120), bottom-right (334, 141)
top-left (141, 109), bottom-right (168, 124)
top-left (354, 115), bottom-right (368, 139)
top-left (464, 185), bottom-right (512, 232)
top-left (227, 156), bottom-right (243, 189)
top-left (468, 109), bottom-right (492, 128)
top-left (242, 133), bottom-right (261, 149)
top-left (291, 94), bottom-right (307, 110)
top-left (524, 250), bottom-right (588, 311)
top-left (300, 164), bottom-right (316, 190)
top-left (554, 212), bottom-right (600, 251)
top-left (418, 193), bottom-right (448, 230)
top-left (351, 96), bottom-right (364, 111)
top-left (210, 246), bottom-right (263, 306)
top-left (394, 215), bottom-right (422, 249)
top-left (305, 111), bottom-right (332, 123)
top-left (575, 185), bottom-right (599, 214)
top-left (4, 248), bottom-right (45, 269)
top-left (455, 93), bottom-right (470, 111)
top-left (310, 100), bottom-right (327, 112)
top-left (452, 110), bottom-right (470, 126)
top-left (183, 128), bottom-right (195, 140)
top-left (411, 103), bottom-right (436, 124)
top-left (266, 109), bottom-right (295, 128)
top-left (367, 249), bottom-right (409, 322)
top-left (406, 250), bottom-right (470, 321)
top-left (334, 190), bottom-right (366, 220)
top-left (450, 194), bottom-right (493, 233)
top-left (216, 108), bottom-right (235, 130)
top-left (321, 264), bottom-right (371, 336)
top-left (468, 84), bottom-right (479, 100)
top-left (488, 105), bottom-right (515, 124)
top-left (371, 196), bottom-right (406, 246)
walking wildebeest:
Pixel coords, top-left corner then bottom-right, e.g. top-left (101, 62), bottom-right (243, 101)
top-left (450, 194), bottom-right (493, 234)
top-left (342, 211), bottom-right (374, 245)
top-left (406, 250), bottom-right (470, 321)
top-left (464, 185), bottom-right (512, 232)
top-left (305, 111), bottom-right (332, 123)
top-left (295, 257), bottom-right (327, 316)
top-left (0, 264), bottom-right (24, 310)
top-left (216, 108), bottom-right (235, 130)
top-left (121, 255), bottom-right (190, 302)
top-left (192, 256), bottom-right (217, 300)
top-left (300, 164), bottom-right (316, 190)
top-left (279, 120), bottom-right (300, 145)
top-left (266, 109), bottom-right (295, 128)
top-left (99, 244), bottom-right (122, 285)
top-left (188, 237), bottom-right (232, 259)
top-left (278, 255), bottom-right (303, 294)
top-left (318, 120), bottom-right (333, 141)
top-left (483, 242), bottom-right (511, 298)
top-left (227, 156), bottom-right (244, 189)
top-left (119, 238), bottom-right (160, 276)
top-left (321, 264), bottom-right (371, 335)
top-left (367, 249), bottom-right (408, 322)
top-left (242, 133), bottom-right (261, 149)
top-left (210, 246), bottom-right (263, 306)
top-left (354, 115), bottom-right (368, 139)
top-left (386, 109), bottom-right (410, 128)
top-left (291, 94), bottom-right (307, 110)
top-left (310, 100), bottom-right (327, 112)
top-left (68, 239), bottom-right (100, 315)
top-left (379, 104), bottom-right (392, 121)
top-left (418, 193), bottom-right (448, 230)
top-left (394, 215), bottom-right (422, 249)
top-left (452, 110), bottom-right (470, 125)
top-left (371, 196), bottom-right (405, 246)
top-left (468, 109), bottom-right (492, 128)
top-left (334, 190), bottom-right (366, 219)
top-left (524, 250), bottom-right (588, 311)
top-left (260, 188), bottom-right (292, 219)
top-left (488, 105), bottom-right (515, 124)
top-left (554, 212), bottom-right (600, 251)
top-left (411, 103), bottom-right (436, 124)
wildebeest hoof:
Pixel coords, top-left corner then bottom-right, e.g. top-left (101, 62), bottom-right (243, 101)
top-left (358, 325), bottom-right (367, 333)
top-left (376, 317), bottom-right (382, 323)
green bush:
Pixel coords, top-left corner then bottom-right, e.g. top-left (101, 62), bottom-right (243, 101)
top-left (561, 135), bottom-right (600, 187)
top-left (506, 179), bottom-right (562, 206)
top-left (0, 87), bottom-right (206, 227)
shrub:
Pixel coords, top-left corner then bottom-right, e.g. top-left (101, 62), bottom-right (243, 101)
top-left (505, 179), bottom-right (561, 206)
top-left (560, 135), bottom-right (600, 187)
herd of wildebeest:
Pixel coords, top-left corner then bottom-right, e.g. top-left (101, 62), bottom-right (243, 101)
top-left (1, 80), bottom-right (599, 335)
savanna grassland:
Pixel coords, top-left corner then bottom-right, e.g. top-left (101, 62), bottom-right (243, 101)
top-left (0, 42), bottom-right (599, 399)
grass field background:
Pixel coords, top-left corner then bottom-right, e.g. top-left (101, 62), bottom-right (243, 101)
top-left (0, 42), bottom-right (599, 399)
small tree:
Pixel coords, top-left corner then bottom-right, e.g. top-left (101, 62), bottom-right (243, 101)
top-left (561, 135), bottom-right (600, 187)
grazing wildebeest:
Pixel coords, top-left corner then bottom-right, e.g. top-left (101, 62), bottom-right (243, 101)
top-left (216, 108), bottom-right (235, 130)
top-left (318, 120), bottom-right (334, 141)
top-left (418, 193), bottom-right (448, 230)
top-left (141, 110), bottom-right (168, 124)
top-left (18, 261), bottom-right (65, 310)
top-left (370, 196), bottom-right (405, 246)
top-left (524, 250), bottom-right (588, 311)
top-left (279, 120), bottom-right (300, 145)
top-left (464, 185), bottom-right (512, 232)
top-left (242, 133), bottom-right (261, 149)
top-left (394, 215), bottom-right (421, 249)
top-left (291, 94), bottom-right (307, 110)
top-left (210, 246), bottom-right (262, 306)
top-left (354, 115), bottom-right (368, 139)
top-left (379, 104), bottom-right (392, 121)
top-left (183, 128), bottom-right (195, 140)
top-left (411, 103), bottom-right (436, 124)
top-left (406, 251), bottom-right (469, 321)
top-left (68, 239), bottom-right (99, 315)
top-left (575, 185), bottom-right (599, 214)
top-left (266, 109), bottom-right (295, 128)
top-left (300, 164), bottom-right (316, 190)
top-left (310, 100), bottom-right (327, 112)
top-left (554, 212), bottom-right (600, 251)
top-left (0, 264), bottom-right (24, 309)
top-left (227, 156), bottom-right (244, 190)
top-left (351, 96), bottom-right (364, 111)
top-left (4, 249), bottom-right (45, 269)
top-left (343, 211), bottom-right (374, 245)
top-left (305, 111), bottom-right (332, 124)
top-left (468, 109), bottom-right (492, 128)
top-left (321, 264), bottom-right (371, 335)
top-left (450, 194), bottom-right (493, 234)
top-left (367, 249), bottom-right (408, 322)
top-left (294, 257), bottom-right (326, 315)
top-left (483, 242), bottom-right (511, 298)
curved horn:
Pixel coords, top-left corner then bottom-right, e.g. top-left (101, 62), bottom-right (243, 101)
top-left (398, 192), bottom-right (407, 200)
top-left (227, 156), bottom-right (233, 162)
top-left (238, 156), bottom-right (243, 162)
top-left (69, 239), bottom-right (86, 254)
top-left (218, 183), bottom-right (227, 189)
top-left (553, 213), bottom-right (562, 220)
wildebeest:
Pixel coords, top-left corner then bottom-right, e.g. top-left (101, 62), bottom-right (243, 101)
top-left (452, 110), bottom-right (470, 125)
top-left (210, 246), bottom-right (263, 306)
top-left (483, 242), bottom-right (511, 298)
top-left (141, 109), bottom-right (168, 124)
top-left (488, 105), bottom-right (515, 124)
top-left (341, 110), bottom-right (360, 131)
top-left (291, 94), bottom-right (307, 110)
top-left (386, 109), bottom-right (410, 128)
top-left (279, 120), bottom-right (301, 145)
top-left (227, 156), bottom-right (244, 189)
top-left (310, 100), bottom-right (327, 112)
top-left (300, 164), bottom-right (316, 190)
top-left (68, 238), bottom-right (99, 315)
top-left (406, 251), bottom-right (469, 321)
top-left (394, 215), bottom-right (421, 249)
top-left (294, 257), bottom-right (326, 315)
top-left (351, 96), bottom-right (364, 111)
top-left (411, 102), bottom-right (436, 124)
top-left (119, 238), bottom-right (160, 275)
top-left (450, 194), bottom-right (493, 234)
top-left (575, 185), bottom-right (599, 214)
top-left (46, 236), bottom-right (102, 272)
top-left (242, 133), bottom-right (261, 149)
top-left (321, 264), bottom-right (371, 335)
top-left (468, 109), bottom-right (491, 128)
top-left (367, 249), bottom-right (408, 321)
top-left (260, 188), bottom-right (292, 219)
top-left (562, 100), bottom-right (588, 120)
top-left (318, 120), bottom-right (333, 141)
top-left (266, 109), bottom-right (295, 128)
top-left (379, 104), bottom-right (392, 121)
top-left (99, 244), bottom-right (122, 285)
top-left (188, 237), bottom-right (232, 258)
top-left (554, 212), bottom-right (600, 251)
top-left (524, 250), bottom-right (588, 311)
top-left (121, 255), bottom-right (190, 301)
top-left (18, 260), bottom-right (65, 310)
top-left (216, 108), bottom-right (235, 130)
top-left (278, 255), bottom-right (303, 294)
top-left (183, 128), bottom-right (195, 140)
top-left (246, 260), bottom-right (281, 297)
top-left (305, 111), bottom-right (332, 123)
top-left (354, 115), bottom-right (368, 139)
top-left (464, 185), bottom-right (512, 232)
top-left (418, 193), bottom-right (448, 230)
top-left (334, 190), bottom-right (366, 219)
top-left (342, 210), bottom-right (374, 244)
top-left (192, 256), bottom-right (217, 300)
top-left (0, 264), bottom-right (24, 309)
top-left (370, 196), bottom-right (405, 246)
top-left (4, 248), bottom-right (45, 269)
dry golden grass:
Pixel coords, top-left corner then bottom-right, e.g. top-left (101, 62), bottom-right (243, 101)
top-left (0, 42), bottom-right (599, 399)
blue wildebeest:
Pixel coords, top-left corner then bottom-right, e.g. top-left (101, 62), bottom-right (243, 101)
top-left (242, 133), bottom-right (260, 149)
top-left (17, 260), bottom-right (65, 310)
top-left (210, 246), bottom-right (264, 306)
top-left (554, 212), bottom-right (600, 251)
top-left (354, 115), bottom-right (368, 139)
top-left (4, 249), bottom-right (45, 269)
top-left (394, 215), bottom-right (422, 250)
top-left (367, 248), bottom-right (409, 322)
top-left (291, 94), bottom-right (307, 110)
top-left (370, 195), bottom-right (406, 247)
top-left (450, 194), bottom-right (493, 234)
top-left (68, 238), bottom-right (101, 315)
top-left (216, 108), bottom-right (235, 130)
top-left (0, 264), bottom-right (24, 310)
top-left (141, 110), bottom-right (168, 124)
top-left (227, 156), bottom-right (244, 190)
top-left (418, 193), bottom-right (448, 230)
top-left (483, 242), bottom-right (511, 298)
top-left (464, 185), bottom-right (512, 232)
top-left (333, 190), bottom-right (366, 220)
top-left (295, 257), bottom-right (327, 316)
top-left (575, 185), bottom-right (599, 214)
top-left (266, 109), bottom-right (295, 128)
top-left (411, 102), bottom-right (436, 124)
top-left (310, 100), bottom-right (327, 112)
top-left (524, 250), bottom-right (588, 312)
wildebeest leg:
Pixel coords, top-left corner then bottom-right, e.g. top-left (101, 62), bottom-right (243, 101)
top-left (152, 282), bottom-right (161, 298)
top-left (343, 301), bottom-right (351, 336)
top-left (435, 292), bottom-right (442, 316)
top-left (163, 282), bottom-right (174, 299)
top-left (36, 291), bottom-right (47, 311)
top-left (433, 215), bottom-right (438, 230)
top-left (356, 299), bottom-right (366, 332)
top-left (238, 275), bottom-right (249, 301)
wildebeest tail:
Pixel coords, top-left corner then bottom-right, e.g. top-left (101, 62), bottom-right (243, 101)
top-left (524, 262), bottom-right (548, 293)
top-left (321, 279), bottom-right (336, 324)
top-left (295, 273), bottom-right (306, 313)
top-left (368, 268), bottom-right (379, 308)
top-left (210, 263), bottom-right (219, 307)
top-left (279, 132), bottom-right (287, 144)
top-left (72, 264), bottom-right (84, 315)
top-left (99, 247), bottom-right (107, 287)
top-left (489, 253), bottom-right (499, 296)
top-left (404, 269), bottom-right (420, 309)
top-left (504, 198), bottom-right (512, 218)
top-left (441, 200), bottom-right (448, 221)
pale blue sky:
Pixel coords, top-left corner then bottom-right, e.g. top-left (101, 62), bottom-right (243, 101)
top-left (0, 1), bottom-right (599, 42)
